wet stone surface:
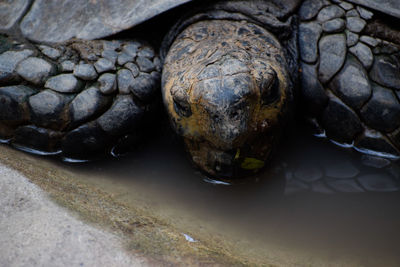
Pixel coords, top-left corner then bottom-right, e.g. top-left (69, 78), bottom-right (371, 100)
top-left (317, 5), bottom-right (345, 22)
top-left (73, 64), bottom-right (98, 81)
top-left (299, 0), bottom-right (329, 20)
top-left (299, 22), bottom-right (322, 63)
top-left (0, 49), bottom-right (34, 84)
top-left (369, 54), bottom-right (400, 90)
top-left (318, 34), bottom-right (346, 83)
top-left (0, 85), bottom-right (36, 123)
top-left (322, 18), bottom-right (345, 33)
top-left (349, 42), bottom-right (373, 69)
top-left (357, 174), bottom-right (399, 192)
top-left (98, 73), bottom-right (117, 94)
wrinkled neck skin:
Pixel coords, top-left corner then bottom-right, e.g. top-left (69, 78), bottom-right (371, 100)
top-left (162, 4), bottom-right (297, 178)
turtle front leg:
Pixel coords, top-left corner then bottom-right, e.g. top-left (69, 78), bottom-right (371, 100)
top-left (162, 20), bottom-right (294, 178)
top-left (0, 34), bottom-right (161, 160)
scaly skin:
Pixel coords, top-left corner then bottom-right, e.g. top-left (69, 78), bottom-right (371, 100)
top-left (162, 20), bottom-right (293, 177)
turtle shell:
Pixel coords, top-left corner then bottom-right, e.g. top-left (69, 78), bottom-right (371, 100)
top-left (0, 0), bottom-right (193, 43)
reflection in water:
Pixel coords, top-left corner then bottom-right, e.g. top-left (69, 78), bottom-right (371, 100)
top-left (12, 124), bottom-right (400, 265)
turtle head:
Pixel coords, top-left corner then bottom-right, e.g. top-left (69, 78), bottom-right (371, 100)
top-left (162, 20), bottom-right (292, 178)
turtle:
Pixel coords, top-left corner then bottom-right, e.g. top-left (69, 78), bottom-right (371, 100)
top-left (0, 0), bottom-right (399, 178)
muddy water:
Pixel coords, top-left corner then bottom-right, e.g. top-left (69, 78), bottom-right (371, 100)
top-left (3, 125), bottom-right (400, 266)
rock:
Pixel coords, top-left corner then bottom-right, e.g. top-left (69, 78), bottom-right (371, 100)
top-left (359, 35), bottom-right (380, 47)
top-left (0, 49), bottom-right (34, 84)
top-left (130, 72), bottom-right (159, 102)
top-left (322, 18), bottom-right (346, 33)
top-left (16, 57), bottom-right (56, 85)
top-left (339, 1), bottom-right (354, 10)
top-left (325, 178), bottom-right (365, 192)
top-left (317, 5), bottom-right (345, 22)
top-left (70, 87), bottom-right (111, 125)
top-left (369, 54), bottom-right (400, 90)
top-left (124, 63), bottom-right (140, 78)
top-left (102, 40), bottom-right (121, 51)
top-left (38, 45), bottom-right (61, 60)
top-left (349, 42), bottom-right (373, 69)
top-left (117, 69), bottom-right (135, 94)
top-left (299, 0), bottom-right (329, 20)
top-left (94, 58), bottom-right (115, 73)
top-left (12, 125), bottom-right (63, 154)
top-left (28, 89), bottom-right (72, 130)
top-left (318, 34), bottom-right (347, 83)
top-left (60, 60), bottom-right (76, 72)
top-left (355, 129), bottom-right (400, 157)
top-left (0, 0), bottom-right (31, 30)
top-left (117, 53), bottom-right (134, 66)
top-left (138, 47), bottom-right (154, 58)
top-left (73, 64), bottom-right (98, 80)
top-left (101, 50), bottom-right (118, 64)
top-left (61, 122), bottom-right (110, 159)
top-left (357, 174), bottom-right (399, 192)
top-left (45, 74), bottom-right (83, 93)
top-left (321, 93), bottom-right (363, 143)
top-left (356, 6), bottom-right (373, 20)
top-left (285, 178), bottom-right (310, 194)
top-left (19, 0), bottom-right (191, 43)
top-left (0, 85), bottom-right (36, 124)
top-left (299, 22), bottom-right (322, 63)
top-left (294, 165), bottom-right (323, 182)
top-left (323, 160), bottom-right (360, 178)
top-left (300, 62), bottom-right (328, 115)
top-left (98, 73), bottom-right (117, 94)
top-left (361, 155), bottom-right (391, 168)
top-left (346, 30), bottom-right (359, 46)
top-left (97, 95), bottom-right (144, 136)
top-left (346, 16), bottom-right (366, 33)
top-left (136, 57), bottom-right (155, 73)
top-left (360, 84), bottom-right (400, 133)
top-left (330, 55), bottom-right (372, 110)
top-left (390, 128), bottom-right (400, 150)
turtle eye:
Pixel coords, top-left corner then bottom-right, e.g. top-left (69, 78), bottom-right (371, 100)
top-left (173, 96), bottom-right (192, 117)
top-left (260, 69), bottom-right (280, 106)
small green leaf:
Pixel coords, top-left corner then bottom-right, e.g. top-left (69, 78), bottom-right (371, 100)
top-left (241, 157), bottom-right (264, 170)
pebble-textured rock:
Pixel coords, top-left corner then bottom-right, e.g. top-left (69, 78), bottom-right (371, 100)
top-left (0, 50), bottom-right (34, 84)
top-left (98, 73), bottom-right (117, 94)
top-left (117, 53), bottom-right (134, 66)
top-left (12, 125), bottom-right (63, 154)
top-left (346, 9), bottom-right (359, 17)
top-left (361, 155), bottom-right (391, 168)
top-left (70, 87), bottom-right (111, 125)
top-left (300, 62), bottom-right (328, 115)
top-left (317, 5), bottom-right (345, 22)
top-left (28, 89), bottom-right (72, 130)
top-left (117, 69), bottom-right (135, 94)
top-left (97, 95), bottom-right (144, 136)
top-left (138, 47), bottom-right (155, 58)
top-left (322, 18), bottom-right (346, 32)
top-left (38, 45), bottom-right (61, 60)
top-left (318, 34), bottom-right (347, 83)
top-left (360, 84), bottom-right (400, 133)
top-left (123, 43), bottom-right (139, 57)
top-left (346, 16), bottom-right (366, 33)
top-left (323, 160), bottom-right (360, 178)
top-left (321, 94), bottom-right (362, 143)
top-left (294, 165), bottom-right (323, 182)
top-left (45, 74), bottom-right (83, 93)
top-left (339, 1), bottom-right (354, 10)
top-left (349, 42), bottom-right (373, 69)
top-left (16, 57), bottom-right (56, 86)
top-left (329, 55), bottom-right (371, 110)
top-left (369, 54), bottom-right (400, 90)
top-left (355, 129), bottom-right (400, 157)
top-left (73, 64), bottom-right (98, 80)
top-left (94, 58), bottom-right (115, 73)
top-left (299, 22), bottom-right (322, 63)
top-left (0, 85), bottom-right (36, 123)
top-left (325, 177), bottom-right (365, 192)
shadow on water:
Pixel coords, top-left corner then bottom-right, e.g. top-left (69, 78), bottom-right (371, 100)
top-left (43, 121), bottom-right (400, 266)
